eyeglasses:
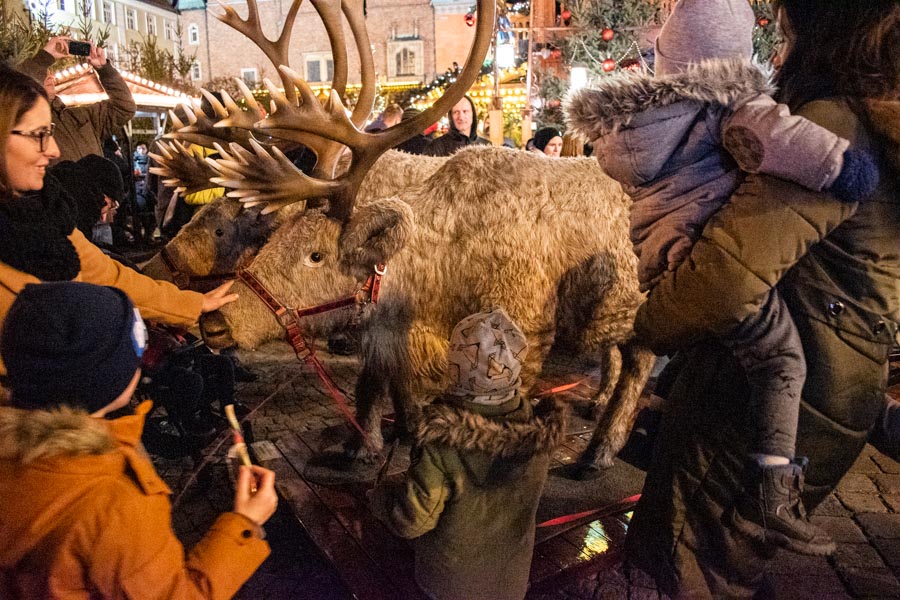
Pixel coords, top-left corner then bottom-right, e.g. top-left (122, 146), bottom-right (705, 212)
top-left (10, 123), bottom-right (56, 152)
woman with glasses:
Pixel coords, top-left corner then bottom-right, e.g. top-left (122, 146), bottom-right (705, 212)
top-left (0, 65), bottom-right (239, 382)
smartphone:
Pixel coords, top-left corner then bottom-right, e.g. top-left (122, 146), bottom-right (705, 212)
top-left (68, 40), bottom-right (91, 56)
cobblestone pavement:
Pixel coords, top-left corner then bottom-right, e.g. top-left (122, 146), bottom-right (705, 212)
top-left (153, 342), bottom-right (900, 599)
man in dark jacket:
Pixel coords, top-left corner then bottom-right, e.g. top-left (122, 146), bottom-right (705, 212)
top-left (424, 95), bottom-right (489, 157)
top-left (16, 37), bottom-right (136, 162)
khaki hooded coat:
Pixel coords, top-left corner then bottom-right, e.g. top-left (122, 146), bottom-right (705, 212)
top-left (16, 50), bottom-right (136, 163)
top-left (369, 396), bottom-right (566, 600)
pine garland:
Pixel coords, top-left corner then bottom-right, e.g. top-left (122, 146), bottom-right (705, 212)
top-left (535, 0), bottom-right (777, 129)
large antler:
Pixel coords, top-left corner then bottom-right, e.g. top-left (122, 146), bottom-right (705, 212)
top-left (148, 140), bottom-right (221, 196)
top-left (225, 0), bottom-right (496, 221)
top-left (213, 0), bottom-right (304, 104)
top-left (164, 82), bottom-right (267, 150)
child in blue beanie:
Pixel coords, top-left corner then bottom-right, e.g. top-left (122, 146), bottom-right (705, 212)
top-left (0, 281), bottom-right (278, 598)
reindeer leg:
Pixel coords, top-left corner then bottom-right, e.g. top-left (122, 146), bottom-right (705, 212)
top-left (343, 359), bottom-right (386, 463)
top-left (572, 339), bottom-right (655, 478)
top-left (572, 344), bottom-right (621, 420)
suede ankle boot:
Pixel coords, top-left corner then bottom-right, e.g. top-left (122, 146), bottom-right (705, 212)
top-left (729, 459), bottom-right (836, 556)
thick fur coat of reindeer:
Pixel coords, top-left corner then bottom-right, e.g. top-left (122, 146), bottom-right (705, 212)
top-left (200, 146), bottom-right (655, 467)
top-left (154, 0), bottom-right (653, 470)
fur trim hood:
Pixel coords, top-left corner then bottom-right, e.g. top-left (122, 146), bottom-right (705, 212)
top-left (415, 397), bottom-right (567, 459)
top-left (566, 58), bottom-right (775, 141)
top-left (0, 405), bottom-right (114, 465)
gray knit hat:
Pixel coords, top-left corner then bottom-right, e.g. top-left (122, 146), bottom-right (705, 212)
top-left (655, 0), bottom-right (756, 76)
top-left (446, 307), bottom-right (528, 406)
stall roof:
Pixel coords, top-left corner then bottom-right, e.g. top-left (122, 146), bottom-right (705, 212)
top-left (53, 63), bottom-right (197, 110)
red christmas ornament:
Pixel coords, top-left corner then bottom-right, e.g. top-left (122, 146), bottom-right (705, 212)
top-left (601, 28), bottom-right (615, 41)
top-left (757, 16), bottom-right (770, 27)
top-left (602, 58), bottom-right (616, 72)
top-left (464, 12), bottom-right (475, 26)
top-left (561, 9), bottom-right (572, 21)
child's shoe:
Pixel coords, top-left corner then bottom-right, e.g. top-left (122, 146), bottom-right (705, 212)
top-left (728, 459), bottom-right (836, 556)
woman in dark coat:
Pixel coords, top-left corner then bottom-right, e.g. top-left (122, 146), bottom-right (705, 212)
top-left (621, 1), bottom-right (900, 596)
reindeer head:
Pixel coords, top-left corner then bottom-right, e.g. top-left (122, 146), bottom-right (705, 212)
top-left (141, 197), bottom-right (283, 291)
top-left (163, 0), bottom-right (495, 349)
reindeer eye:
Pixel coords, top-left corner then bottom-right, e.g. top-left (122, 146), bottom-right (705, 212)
top-left (214, 228), bottom-right (225, 237)
top-left (304, 252), bottom-right (325, 268)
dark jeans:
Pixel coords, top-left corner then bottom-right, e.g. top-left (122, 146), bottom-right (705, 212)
top-left (724, 288), bottom-right (806, 459)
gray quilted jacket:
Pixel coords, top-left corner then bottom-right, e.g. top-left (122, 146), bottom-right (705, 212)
top-left (567, 59), bottom-right (848, 291)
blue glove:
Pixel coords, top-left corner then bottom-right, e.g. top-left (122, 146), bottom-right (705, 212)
top-left (829, 148), bottom-right (880, 202)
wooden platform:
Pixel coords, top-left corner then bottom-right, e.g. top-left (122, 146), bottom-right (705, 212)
top-left (251, 412), bottom-right (646, 600)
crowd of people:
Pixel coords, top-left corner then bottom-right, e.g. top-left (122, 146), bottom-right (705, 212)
top-left (0, 0), bottom-right (897, 598)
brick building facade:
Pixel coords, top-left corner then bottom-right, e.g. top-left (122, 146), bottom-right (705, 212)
top-left (178, 0), bottom-right (438, 89)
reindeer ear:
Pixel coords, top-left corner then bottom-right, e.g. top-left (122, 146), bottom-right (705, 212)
top-left (338, 198), bottom-right (414, 279)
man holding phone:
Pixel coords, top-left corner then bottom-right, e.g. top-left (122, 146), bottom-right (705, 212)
top-left (16, 36), bottom-right (136, 162)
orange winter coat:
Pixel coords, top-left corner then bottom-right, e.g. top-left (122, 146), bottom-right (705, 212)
top-left (0, 227), bottom-right (203, 376)
top-left (0, 401), bottom-right (270, 599)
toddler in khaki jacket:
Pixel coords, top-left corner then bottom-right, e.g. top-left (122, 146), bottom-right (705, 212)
top-left (369, 307), bottom-right (566, 600)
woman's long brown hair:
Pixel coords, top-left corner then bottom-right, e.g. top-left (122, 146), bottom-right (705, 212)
top-left (0, 65), bottom-right (50, 196)
top-left (773, 0), bottom-right (900, 110)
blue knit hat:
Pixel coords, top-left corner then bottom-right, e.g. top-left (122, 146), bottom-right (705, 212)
top-left (2, 282), bottom-right (147, 413)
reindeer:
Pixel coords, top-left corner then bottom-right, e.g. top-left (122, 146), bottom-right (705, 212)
top-left (144, 150), bottom-right (445, 290)
top-left (156, 0), bottom-right (654, 472)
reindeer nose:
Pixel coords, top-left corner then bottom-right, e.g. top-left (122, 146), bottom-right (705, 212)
top-left (199, 311), bottom-right (234, 349)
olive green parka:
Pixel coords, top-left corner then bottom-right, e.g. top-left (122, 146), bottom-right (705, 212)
top-left (625, 97), bottom-right (900, 598)
top-left (369, 396), bottom-right (566, 600)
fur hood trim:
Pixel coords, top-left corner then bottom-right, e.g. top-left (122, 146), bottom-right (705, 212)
top-left (415, 398), bottom-right (567, 458)
top-left (566, 58), bottom-right (775, 141)
top-left (0, 406), bottom-right (115, 465)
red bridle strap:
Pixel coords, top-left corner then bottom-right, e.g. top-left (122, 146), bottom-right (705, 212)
top-left (235, 266), bottom-right (387, 450)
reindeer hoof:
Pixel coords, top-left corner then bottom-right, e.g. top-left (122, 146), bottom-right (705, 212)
top-left (342, 441), bottom-right (382, 465)
top-left (557, 461), bottom-right (609, 481)
top-left (303, 450), bottom-right (381, 485)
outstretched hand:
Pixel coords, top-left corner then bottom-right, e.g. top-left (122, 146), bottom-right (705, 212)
top-left (201, 280), bottom-right (239, 313)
